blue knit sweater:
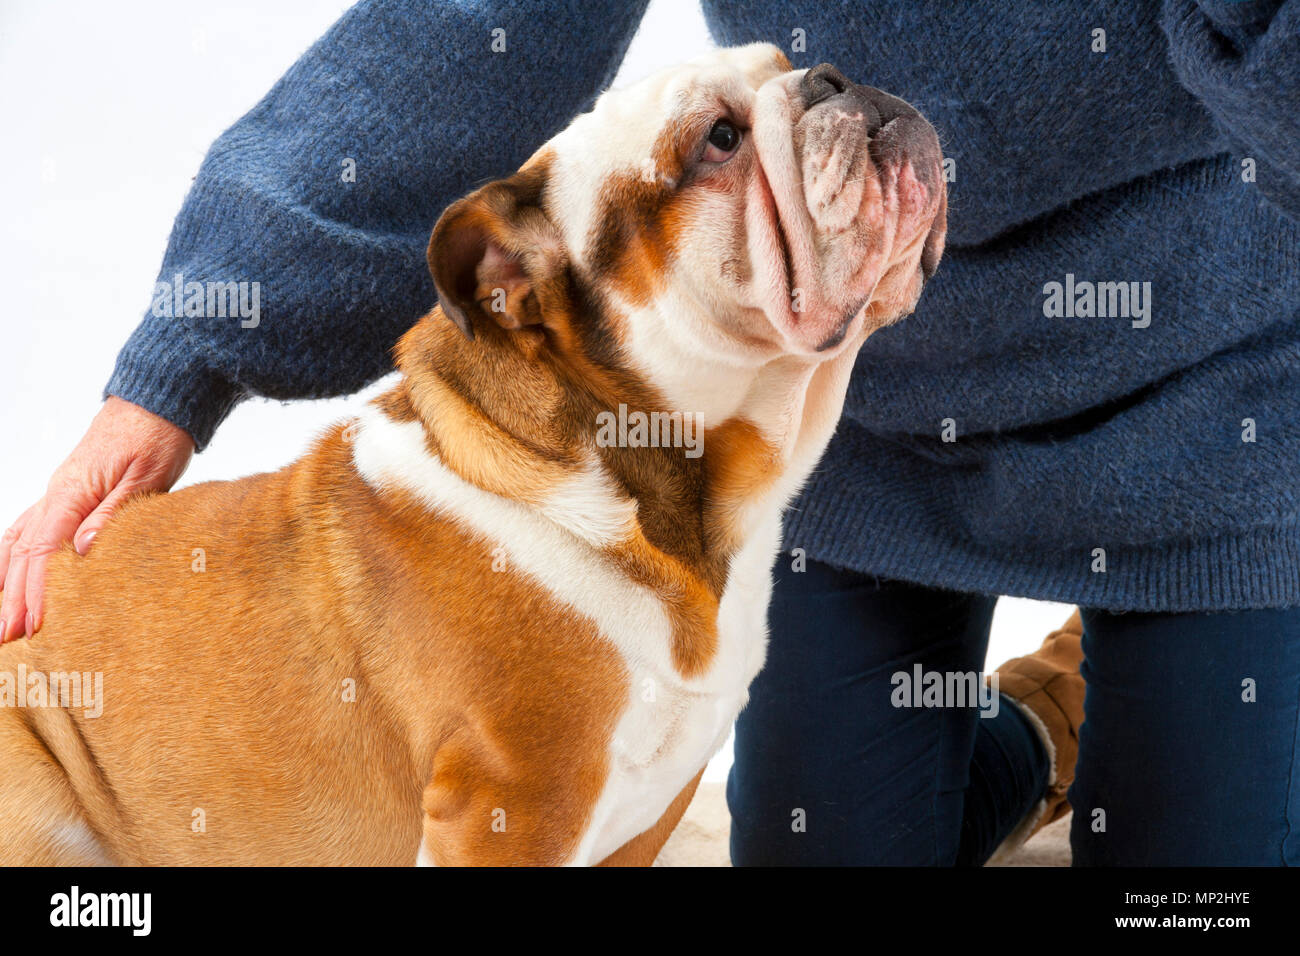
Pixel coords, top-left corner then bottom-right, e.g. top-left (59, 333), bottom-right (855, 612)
top-left (106, 0), bottom-right (1300, 611)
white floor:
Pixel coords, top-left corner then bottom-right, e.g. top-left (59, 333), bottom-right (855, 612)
top-left (655, 782), bottom-right (1073, 865)
top-left (0, 0), bottom-right (1073, 784)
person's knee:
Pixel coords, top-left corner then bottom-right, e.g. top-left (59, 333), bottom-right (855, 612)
top-left (730, 557), bottom-right (997, 865)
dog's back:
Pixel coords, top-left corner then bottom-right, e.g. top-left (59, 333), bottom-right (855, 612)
top-left (0, 420), bottom-right (638, 865)
top-left (0, 439), bottom-right (398, 862)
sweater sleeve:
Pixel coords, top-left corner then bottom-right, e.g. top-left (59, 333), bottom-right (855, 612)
top-left (105, 0), bottom-right (650, 450)
top-left (1161, 0), bottom-right (1300, 220)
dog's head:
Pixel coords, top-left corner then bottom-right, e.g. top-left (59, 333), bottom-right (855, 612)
top-left (428, 42), bottom-right (945, 407)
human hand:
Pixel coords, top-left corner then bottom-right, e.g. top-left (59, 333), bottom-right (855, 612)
top-left (0, 397), bottom-right (194, 641)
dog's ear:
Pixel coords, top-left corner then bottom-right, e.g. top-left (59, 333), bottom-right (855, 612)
top-left (427, 158), bottom-right (564, 340)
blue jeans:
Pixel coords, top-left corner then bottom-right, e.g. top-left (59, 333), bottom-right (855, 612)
top-left (727, 555), bottom-right (1300, 866)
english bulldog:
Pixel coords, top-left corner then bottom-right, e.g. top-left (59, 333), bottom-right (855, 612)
top-left (0, 43), bottom-right (945, 866)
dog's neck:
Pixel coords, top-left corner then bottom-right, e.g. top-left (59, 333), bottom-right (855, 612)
top-left (374, 308), bottom-right (860, 672)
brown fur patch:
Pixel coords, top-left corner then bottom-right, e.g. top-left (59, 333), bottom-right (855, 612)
top-left (390, 303), bottom-right (783, 682)
top-left (371, 380), bottom-right (418, 422)
top-left (702, 418), bottom-right (783, 557)
top-left (583, 108), bottom-right (719, 307)
top-left (0, 426), bottom-right (628, 866)
top-left (586, 170), bottom-right (688, 307)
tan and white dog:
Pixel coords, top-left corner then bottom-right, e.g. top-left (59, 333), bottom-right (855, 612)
top-left (0, 44), bottom-right (945, 866)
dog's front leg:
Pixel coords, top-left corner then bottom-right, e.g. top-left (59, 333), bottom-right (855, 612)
top-left (414, 733), bottom-right (618, 867)
top-left (593, 769), bottom-right (703, 867)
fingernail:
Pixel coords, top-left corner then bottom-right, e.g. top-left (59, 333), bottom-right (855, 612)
top-left (76, 531), bottom-right (96, 554)
top-left (25, 611), bottom-right (34, 637)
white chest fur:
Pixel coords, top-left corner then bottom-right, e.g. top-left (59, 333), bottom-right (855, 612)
top-left (569, 511), bottom-right (782, 866)
top-left (351, 405), bottom-right (783, 866)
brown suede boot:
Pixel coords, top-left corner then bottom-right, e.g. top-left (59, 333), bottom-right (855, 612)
top-left (986, 610), bottom-right (1085, 864)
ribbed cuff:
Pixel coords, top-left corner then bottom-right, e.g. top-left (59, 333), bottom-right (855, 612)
top-left (103, 316), bottom-right (245, 452)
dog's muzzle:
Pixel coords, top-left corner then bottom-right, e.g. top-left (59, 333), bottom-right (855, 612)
top-left (799, 62), bottom-right (946, 279)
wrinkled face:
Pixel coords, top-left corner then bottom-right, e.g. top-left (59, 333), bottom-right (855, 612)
top-left (546, 43), bottom-right (947, 360)
top-left (428, 44), bottom-right (946, 398)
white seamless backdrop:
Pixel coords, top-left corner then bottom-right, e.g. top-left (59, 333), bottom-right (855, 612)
top-left (0, 0), bottom-right (1071, 782)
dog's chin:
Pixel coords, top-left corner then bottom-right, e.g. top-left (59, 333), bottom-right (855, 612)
top-left (770, 240), bottom-right (890, 356)
top-left (761, 207), bottom-right (920, 358)
top-left (770, 299), bottom-right (868, 358)
top-left (773, 201), bottom-right (944, 357)
top-left (776, 254), bottom-right (933, 356)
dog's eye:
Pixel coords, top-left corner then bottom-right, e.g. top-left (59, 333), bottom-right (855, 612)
top-left (702, 119), bottom-right (741, 162)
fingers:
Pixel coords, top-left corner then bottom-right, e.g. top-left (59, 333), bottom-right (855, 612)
top-left (0, 505), bottom-right (37, 642)
top-left (21, 498), bottom-right (90, 637)
top-left (1, 518), bottom-right (34, 643)
top-left (1, 498), bottom-right (88, 642)
top-left (74, 483), bottom-right (136, 556)
top-left (0, 503), bottom-right (36, 586)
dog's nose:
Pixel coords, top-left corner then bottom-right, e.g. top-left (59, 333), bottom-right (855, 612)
top-left (800, 64), bottom-right (918, 137)
top-left (799, 63), bottom-right (852, 109)
top-left (855, 85), bottom-right (921, 130)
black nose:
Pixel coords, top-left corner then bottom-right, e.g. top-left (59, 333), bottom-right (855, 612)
top-left (799, 63), bottom-right (852, 109)
top-left (800, 63), bottom-right (922, 138)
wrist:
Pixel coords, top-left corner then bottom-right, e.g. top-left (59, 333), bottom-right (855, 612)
top-left (104, 319), bottom-right (245, 452)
